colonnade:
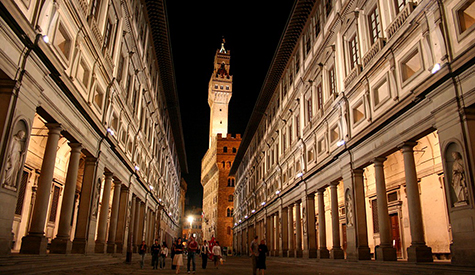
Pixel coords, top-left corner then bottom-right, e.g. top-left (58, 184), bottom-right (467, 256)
top-left (234, 142), bottom-right (433, 262)
top-left (16, 122), bottom-right (161, 255)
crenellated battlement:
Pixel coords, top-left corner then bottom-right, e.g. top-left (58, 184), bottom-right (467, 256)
top-left (217, 133), bottom-right (242, 140)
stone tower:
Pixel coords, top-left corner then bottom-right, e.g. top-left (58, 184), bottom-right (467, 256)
top-left (208, 39), bottom-right (233, 147)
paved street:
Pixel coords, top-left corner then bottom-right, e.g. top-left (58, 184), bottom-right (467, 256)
top-left (2, 253), bottom-right (475, 275)
top-left (39, 255), bottom-right (475, 275)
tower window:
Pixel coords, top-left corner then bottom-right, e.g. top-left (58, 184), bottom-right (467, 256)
top-left (223, 146), bottom-right (228, 153)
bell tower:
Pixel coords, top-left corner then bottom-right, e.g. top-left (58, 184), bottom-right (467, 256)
top-left (208, 38), bottom-right (233, 147)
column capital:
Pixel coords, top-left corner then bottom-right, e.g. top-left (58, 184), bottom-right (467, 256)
top-left (113, 179), bottom-right (122, 186)
top-left (45, 123), bottom-right (62, 133)
top-left (306, 192), bottom-right (315, 200)
top-left (104, 172), bottom-right (114, 179)
top-left (330, 181), bottom-right (339, 187)
top-left (352, 168), bottom-right (364, 176)
top-left (317, 187), bottom-right (326, 194)
top-left (68, 142), bottom-right (83, 153)
top-left (399, 141), bottom-right (418, 152)
top-left (373, 157), bottom-right (387, 166)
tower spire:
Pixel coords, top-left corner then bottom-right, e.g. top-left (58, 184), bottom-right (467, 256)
top-left (208, 38), bottom-right (233, 147)
top-left (220, 36), bottom-right (226, 53)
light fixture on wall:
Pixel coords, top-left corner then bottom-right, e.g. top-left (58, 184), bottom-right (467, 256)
top-left (244, 215), bottom-right (248, 219)
top-left (261, 201), bottom-right (266, 206)
top-left (275, 190), bottom-right (281, 195)
top-left (431, 63), bottom-right (441, 74)
top-left (134, 165), bottom-right (140, 171)
top-left (149, 185), bottom-right (153, 190)
top-left (251, 209), bottom-right (256, 213)
top-left (337, 140), bottom-right (345, 147)
top-left (107, 128), bottom-right (115, 136)
top-left (42, 35), bottom-right (49, 43)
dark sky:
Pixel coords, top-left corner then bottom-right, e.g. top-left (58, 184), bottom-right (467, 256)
top-left (166, 1), bottom-right (295, 209)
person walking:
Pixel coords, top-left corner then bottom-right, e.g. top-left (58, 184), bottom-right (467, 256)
top-left (257, 240), bottom-right (268, 275)
top-left (212, 241), bottom-right (222, 269)
top-left (186, 236), bottom-right (198, 273)
top-left (250, 236), bottom-right (259, 275)
top-left (171, 239), bottom-right (177, 270)
top-left (151, 239), bottom-right (160, 269)
top-left (173, 238), bottom-right (184, 274)
top-left (138, 240), bottom-right (147, 269)
top-left (160, 242), bottom-right (168, 269)
top-left (200, 240), bottom-right (209, 269)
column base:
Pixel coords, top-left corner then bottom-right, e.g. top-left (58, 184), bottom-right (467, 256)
top-left (357, 246), bottom-right (371, 260)
top-left (305, 248), bottom-right (317, 258)
top-left (95, 242), bottom-right (106, 253)
top-left (20, 235), bottom-right (48, 255)
top-left (282, 249), bottom-right (288, 257)
top-left (318, 248), bottom-right (329, 259)
top-left (295, 249), bottom-right (303, 258)
top-left (288, 250), bottom-right (295, 257)
top-left (115, 242), bottom-right (124, 254)
top-left (107, 243), bottom-right (117, 254)
top-left (330, 247), bottom-right (344, 259)
top-left (375, 246), bottom-right (397, 261)
top-left (71, 238), bottom-right (94, 254)
top-left (407, 245), bottom-right (433, 262)
top-left (50, 238), bottom-right (72, 254)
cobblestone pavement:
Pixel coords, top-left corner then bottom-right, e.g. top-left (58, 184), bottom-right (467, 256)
top-left (49, 255), bottom-right (475, 275)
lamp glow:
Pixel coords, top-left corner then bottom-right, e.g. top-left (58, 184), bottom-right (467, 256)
top-left (337, 140), bottom-right (345, 147)
top-left (107, 128), bottom-right (115, 136)
top-left (431, 63), bottom-right (441, 74)
top-left (42, 35), bottom-right (49, 43)
top-left (261, 201), bottom-right (266, 206)
top-left (251, 209), bottom-right (256, 213)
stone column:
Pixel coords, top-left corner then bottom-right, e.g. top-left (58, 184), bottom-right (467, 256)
top-left (281, 207), bottom-right (289, 257)
top-left (353, 169), bottom-right (371, 260)
top-left (107, 180), bottom-right (122, 253)
top-left (287, 204), bottom-right (295, 257)
top-left (305, 193), bottom-right (317, 258)
top-left (330, 182), bottom-right (344, 259)
top-left (133, 199), bottom-right (141, 252)
top-left (317, 188), bottom-right (329, 258)
top-left (95, 172), bottom-right (113, 253)
top-left (50, 143), bottom-right (82, 254)
top-left (401, 142), bottom-right (433, 262)
top-left (21, 123), bottom-right (62, 254)
top-left (269, 215), bottom-right (274, 256)
top-left (72, 156), bottom-right (101, 254)
top-left (115, 188), bottom-right (129, 254)
top-left (295, 202), bottom-right (303, 257)
top-left (275, 212), bottom-right (280, 256)
top-left (374, 157), bottom-right (397, 261)
top-left (126, 195), bottom-right (136, 262)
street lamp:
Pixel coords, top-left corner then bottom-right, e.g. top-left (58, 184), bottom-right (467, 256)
top-left (187, 216), bottom-right (194, 237)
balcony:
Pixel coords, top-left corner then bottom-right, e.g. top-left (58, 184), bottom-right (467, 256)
top-left (363, 38), bottom-right (386, 67)
top-left (344, 64), bottom-right (362, 88)
top-left (386, 3), bottom-right (415, 40)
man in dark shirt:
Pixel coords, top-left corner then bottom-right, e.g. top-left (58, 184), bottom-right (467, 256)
top-left (151, 239), bottom-right (161, 269)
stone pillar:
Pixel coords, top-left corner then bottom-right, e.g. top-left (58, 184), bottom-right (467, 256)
top-left (72, 156), bottom-right (101, 254)
top-left (126, 195), bottom-right (136, 262)
top-left (50, 143), bottom-right (82, 254)
top-left (269, 215), bottom-right (274, 256)
top-left (107, 180), bottom-right (122, 253)
top-left (287, 204), bottom-right (295, 257)
top-left (374, 157), bottom-right (397, 261)
top-left (281, 207), bottom-right (289, 257)
top-left (115, 188), bottom-right (129, 254)
top-left (330, 182), bottom-right (344, 259)
top-left (133, 199), bottom-right (141, 252)
top-left (353, 169), bottom-right (371, 260)
top-left (317, 188), bottom-right (329, 258)
top-left (95, 172), bottom-right (113, 253)
top-left (20, 123), bottom-right (62, 254)
top-left (305, 193), bottom-right (317, 258)
top-left (295, 201), bottom-right (303, 257)
top-left (275, 212), bottom-right (280, 256)
top-left (400, 142), bottom-right (433, 262)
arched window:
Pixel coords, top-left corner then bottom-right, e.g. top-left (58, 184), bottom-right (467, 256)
top-left (227, 178), bottom-right (235, 187)
top-left (232, 147), bottom-right (237, 153)
top-left (228, 195), bottom-right (234, 202)
top-left (223, 146), bottom-right (228, 153)
top-left (226, 208), bottom-right (233, 217)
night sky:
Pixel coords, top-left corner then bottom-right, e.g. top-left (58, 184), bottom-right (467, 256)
top-left (166, 1), bottom-right (296, 209)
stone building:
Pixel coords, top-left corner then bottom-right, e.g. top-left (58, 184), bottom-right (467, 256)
top-left (201, 42), bottom-right (241, 252)
top-left (232, 0), bottom-right (475, 266)
top-left (0, 0), bottom-right (187, 255)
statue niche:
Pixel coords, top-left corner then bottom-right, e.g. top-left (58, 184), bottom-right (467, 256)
top-left (3, 123), bottom-right (28, 191)
top-left (445, 143), bottom-right (470, 207)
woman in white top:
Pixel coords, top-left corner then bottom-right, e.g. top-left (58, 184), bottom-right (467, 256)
top-left (159, 242), bottom-right (168, 269)
top-left (212, 241), bottom-right (222, 269)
